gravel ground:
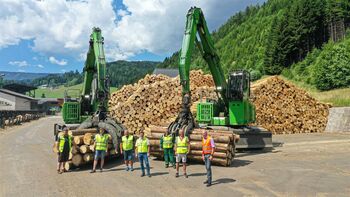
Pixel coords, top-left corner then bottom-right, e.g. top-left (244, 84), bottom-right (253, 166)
top-left (0, 116), bottom-right (349, 197)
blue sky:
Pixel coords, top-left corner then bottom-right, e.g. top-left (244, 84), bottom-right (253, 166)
top-left (0, 0), bottom-right (265, 74)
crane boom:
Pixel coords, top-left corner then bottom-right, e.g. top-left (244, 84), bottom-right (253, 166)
top-left (81, 27), bottom-right (109, 115)
top-left (179, 7), bottom-right (228, 104)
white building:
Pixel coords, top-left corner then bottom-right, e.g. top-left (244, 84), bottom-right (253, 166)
top-left (0, 89), bottom-right (37, 111)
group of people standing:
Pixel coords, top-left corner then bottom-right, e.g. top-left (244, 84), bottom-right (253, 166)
top-left (56, 126), bottom-right (216, 187)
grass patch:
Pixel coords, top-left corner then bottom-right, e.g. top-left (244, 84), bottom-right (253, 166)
top-left (280, 76), bottom-right (350, 107)
top-left (33, 83), bottom-right (118, 98)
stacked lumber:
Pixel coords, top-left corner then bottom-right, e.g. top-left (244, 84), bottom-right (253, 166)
top-left (146, 126), bottom-right (238, 167)
top-left (109, 70), bottom-right (217, 134)
top-left (53, 128), bottom-right (117, 171)
top-left (251, 76), bottom-right (330, 134)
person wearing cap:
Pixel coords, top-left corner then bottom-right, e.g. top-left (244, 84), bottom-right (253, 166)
top-left (174, 128), bottom-right (190, 178)
top-left (55, 127), bottom-right (72, 174)
top-left (90, 128), bottom-right (110, 173)
top-left (120, 130), bottom-right (135, 171)
top-left (202, 130), bottom-right (215, 187)
top-left (160, 130), bottom-right (175, 168)
top-left (135, 130), bottom-right (151, 177)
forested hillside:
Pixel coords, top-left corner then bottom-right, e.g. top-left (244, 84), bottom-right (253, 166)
top-left (158, 0), bottom-right (350, 90)
top-left (107, 60), bottom-right (157, 88)
top-left (28, 60), bottom-right (157, 88)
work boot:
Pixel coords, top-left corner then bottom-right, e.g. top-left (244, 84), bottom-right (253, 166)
top-left (148, 174), bottom-right (152, 178)
top-left (90, 170), bottom-right (96, 173)
top-left (206, 183), bottom-right (212, 187)
top-left (184, 173), bottom-right (188, 178)
top-left (141, 173), bottom-right (145, 177)
top-left (125, 166), bottom-right (129, 171)
top-left (165, 164), bottom-right (169, 168)
top-left (175, 172), bottom-right (179, 178)
top-left (100, 168), bottom-right (103, 173)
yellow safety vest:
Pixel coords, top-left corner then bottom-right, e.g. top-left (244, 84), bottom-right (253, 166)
top-left (122, 135), bottom-right (134, 151)
top-left (176, 136), bottom-right (189, 154)
top-left (95, 134), bottom-right (108, 151)
top-left (163, 135), bottom-right (173, 149)
top-left (59, 135), bottom-right (72, 153)
top-left (137, 138), bottom-right (149, 153)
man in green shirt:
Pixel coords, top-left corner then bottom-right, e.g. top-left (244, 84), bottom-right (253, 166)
top-left (55, 127), bottom-right (72, 174)
top-left (160, 130), bottom-right (175, 168)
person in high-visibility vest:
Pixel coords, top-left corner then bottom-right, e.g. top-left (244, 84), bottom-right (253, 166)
top-left (90, 128), bottom-right (110, 173)
top-left (202, 130), bottom-right (215, 187)
top-left (55, 126), bottom-right (72, 174)
top-left (174, 129), bottom-right (190, 178)
top-left (120, 130), bottom-right (135, 171)
top-left (135, 130), bottom-right (151, 177)
top-left (160, 130), bottom-right (175, 168)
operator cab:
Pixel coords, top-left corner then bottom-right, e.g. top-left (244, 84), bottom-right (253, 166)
top-left (227, 70), bottom-right (250, 101)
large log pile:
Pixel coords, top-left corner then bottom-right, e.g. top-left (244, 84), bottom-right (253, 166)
top-left (53, 128), bottom-right (117, 171)
top-left (146, 126), bottom-right (238, 166)
top-left (109, 71), bottom-right (330, 135)
top-left (109, 70), bottom-right (217, 134)
top-left (251, 76), bottom-right (330, 134)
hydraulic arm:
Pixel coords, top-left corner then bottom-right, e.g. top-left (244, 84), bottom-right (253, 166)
top-left (168, 7), bottom-right (272, 149)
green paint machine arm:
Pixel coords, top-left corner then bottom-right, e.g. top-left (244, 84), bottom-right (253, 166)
top-left (81, 27), bottom-right (109, 112)
top-left (178, 7), bottom-right (228, 104)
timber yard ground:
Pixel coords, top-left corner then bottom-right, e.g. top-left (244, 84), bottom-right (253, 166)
top-left (0, 116), bottom-right (349, 197)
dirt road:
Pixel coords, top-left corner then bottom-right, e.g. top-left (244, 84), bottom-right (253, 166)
top-left (0, 116), bottom-right (349, 196)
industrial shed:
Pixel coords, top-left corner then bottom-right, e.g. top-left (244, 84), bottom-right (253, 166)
top-left (0, 89), bottom-right (37, 111)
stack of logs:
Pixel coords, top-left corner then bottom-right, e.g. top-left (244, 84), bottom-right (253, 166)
top-left (52, 128), bottom-right (117, 171)
top-left (109, 70), bottom-right (217, 135)
top-left (145, 126), bottom-right (238, 166)
top-left (251, 76), bottom-right (330, 134)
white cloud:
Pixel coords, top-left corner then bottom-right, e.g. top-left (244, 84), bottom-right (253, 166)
top-left (0, 0), bottom-right (265, 61)
top-left (9, 60), bottom-right (28, 67)
top-left (49, 56), bottom-right (67, 66)
top-left (37, 64), bottom-right (44, 68)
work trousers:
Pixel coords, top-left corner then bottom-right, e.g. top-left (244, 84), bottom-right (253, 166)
top-left (138, 153), bottom-right (150, 176)
top-left (163, 148), bottom-right (175, 166)
top-left (204, 154), bottom-right (212, 184)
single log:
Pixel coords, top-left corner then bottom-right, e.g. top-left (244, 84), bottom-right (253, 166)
top-left (72, 154), bottom-right (83, 166)
top-left (73, 136), bottom-right (84, 145)
top-left (89, 145), bottom-right (95, 152)
top-left (83, 153), bottom-right (94, 162)
top-left (69, 152), bottom-right (73, 160)
top-left (83, 133), bottom-right (94, 145)
top-left (187, 155), bottom-right (229, 166)
top-left (80, 145), bottom-right (92, 154)
top-left (72, 146), bottom-right (79, 154)
top-left (64, 162), bottom-right (73, 171)
top-left (68, 128), bottom-right (98, 136)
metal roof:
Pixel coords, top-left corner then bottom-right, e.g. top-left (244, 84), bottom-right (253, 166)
top-left (0, 88), bottom-right (37, 101)
top-left (2, 83), bottom-right (37, 94)
top-left (152, 68), bottom-right (179, 78)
